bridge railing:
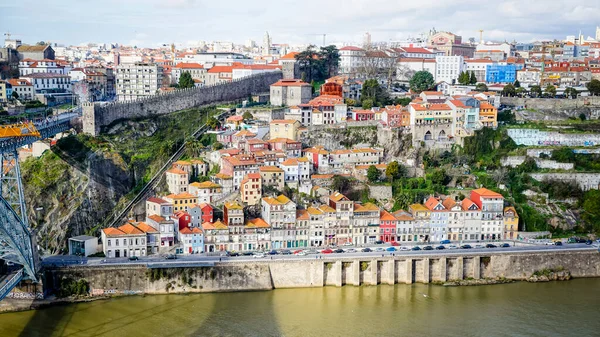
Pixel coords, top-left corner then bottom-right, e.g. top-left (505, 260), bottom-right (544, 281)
top-left (0, 268), bottom-right (24, 301)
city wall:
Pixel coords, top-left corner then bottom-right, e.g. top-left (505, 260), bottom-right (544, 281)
top-left (82, 72), bottom-right (283, 136)
top-left (39, 250), bottom-right (600, 297)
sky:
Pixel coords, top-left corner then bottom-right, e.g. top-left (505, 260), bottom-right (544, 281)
top-left (1, 0), bottom-right (599, 48)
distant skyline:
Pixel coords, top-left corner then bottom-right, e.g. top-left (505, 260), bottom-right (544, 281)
top-left (1, 0), bottom-right (599, 48)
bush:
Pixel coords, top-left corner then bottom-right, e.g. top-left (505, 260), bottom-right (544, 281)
top-left (57, 277), bottom-right (90, 298)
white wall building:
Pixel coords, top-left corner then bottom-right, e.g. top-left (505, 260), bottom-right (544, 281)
top-left (435, 55), bottom-right (465, 84)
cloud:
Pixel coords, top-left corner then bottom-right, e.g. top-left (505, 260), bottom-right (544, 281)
top-left (1, 0), bottom-right (598, 47)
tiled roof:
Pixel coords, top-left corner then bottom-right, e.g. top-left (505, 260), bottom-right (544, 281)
top-left (472, 188), bottom-right (503, 198)
top-left (329, 192), bottom-right (349, 202)
top-left (245, 218), bottom-right (270, 228)
top-left (174, 62), bottom-right (204, 69)
top-left (380, 210), bottom-right (397, 221)
top-left (166, 168), bottom-right (187, 175)
top-left (270, 79), bottom-right (310, 87)
top-left (165, 192), bottom-right (197, 199)
top-left (259, 166), bottom-right (283, 173)
top-left (136, 222), bottom-right (159, 233)
top-left (190, 181), bottom-right (222, 189)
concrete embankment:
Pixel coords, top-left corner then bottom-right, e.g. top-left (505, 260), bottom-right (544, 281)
top-left (2, 249), bottom-right (599, 312)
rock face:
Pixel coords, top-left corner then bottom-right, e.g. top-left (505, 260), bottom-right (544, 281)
top-left (22, 148), bottom-right (132, 255)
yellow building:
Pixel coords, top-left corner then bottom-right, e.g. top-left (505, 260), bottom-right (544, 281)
top-left (479, 102), bottom-right (498, 128)
top-left (408, 204), bottom-right (432, 242)
top-left (269, 119), bottom-right (301, 141)
top-left (163, 192), bottom-right (198, 212)
top-left (240, 173), bottom-right (262, 205)
top-left (0, 80), bottom-right (7, 102)
top-left (503, 206), bottom-right (519, 240)
top-left (259, 166), bottom-right (284, 190)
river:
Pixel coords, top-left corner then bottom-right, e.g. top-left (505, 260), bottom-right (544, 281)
top-left (1, 279), bottom-right (599, 337)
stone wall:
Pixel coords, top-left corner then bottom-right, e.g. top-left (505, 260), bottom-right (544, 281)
top-left (530, 173), bottom-right (600, 191)
top-left (501, 97), bottom-right (600, 120)
top-left (507, 128), bottom-right (600, 146)
top-left (368, 185), bottom-right (393, 202)
top-left (83, 72), bottom-right (282, 135)
top-left (501, 156), bottom-right (574, 170)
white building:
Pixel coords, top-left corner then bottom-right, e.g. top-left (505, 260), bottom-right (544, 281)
top-left (396, 58), bottom-right (436, 82)
top-left (435, 55), bottom-right (466, 84)
top-left (166, 168), bottom-right (189, 194)
top-left (465, 59), bottom-right (493, 83)
top-left (171, 62), bottom-right (206, 86)
top-left (101, 223), bottom-right (147, 258)
top-left (21, 73), bottom-right (71, 92)
top-left (339, 46), bottom-right (365, 75)
top-left (115, 62), bottom-right (163, 101)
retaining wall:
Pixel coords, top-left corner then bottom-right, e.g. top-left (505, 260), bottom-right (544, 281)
top-left (83, 72), bottom-right (282, 135)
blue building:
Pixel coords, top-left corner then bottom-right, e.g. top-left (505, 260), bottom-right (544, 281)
top-left (486, 64), bottom-right (517, 84)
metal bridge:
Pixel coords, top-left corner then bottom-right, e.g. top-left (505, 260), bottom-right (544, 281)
top-left (0, 112), bottom-right (78, 300)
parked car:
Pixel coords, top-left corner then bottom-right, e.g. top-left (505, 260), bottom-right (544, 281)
top-left (386, 247), bottom-right (397, 252)
top-left (165, 254), bottom-right (177, 260)
top-left (411, 246), bottom-right (421, 251)
top-left (321, 248), bottom-right (334, 254)
top-left (440, 240), bottom-right (451, 245)
top-left (391, 241), bottom-right (400, 246)
top-left (345, 248), bottom-right (357, 253)
top-left (475, 244), bottom-right (484, 249)
top-left (296, 251), bottom-right (307, 256)
top-left (267, 250), bottom-right (278, 255)
top-left (448, 245), bottom-right (459, 250)
top-left (399, 246), bottom-right (410, 251)
top-left (375, 240), bottom-right (384, 245)
top-left (423, 246), bottom-right (433, 251)
top-left (229, 252), bottom-right (240, 257)
top-left (555, 241), bottom-right (563, 246)
top-left (242, 251), bottom-right (254, 256)
top-left (293, 249), bottom-right (303, 255)
top-left (435, 245), bottom-right (445, 250)
top-left (128, 256), bottom-right (139, 261)
top-left (460, 245), bottom-right (472, 249)
top-left (343, 242), bottom-right (354, 246)
top-left (334, 248), bottom-right (345, 254)
top-left (253, 252), bottom-right (265, 258)
top-left (375, 247), bottom-right (385, 252)
top-left (280, 250), bottom-right (292, 255)
top-left (362, 247), bottom-right (372, 252)
top-left (486, 244), bottom-right (497, 248)
top-left (306, 249), bottom-right (319, 255)
top-left (586, 240), bottom-right (593, 245)
top-left (500, 243), bottom-right (510, 248)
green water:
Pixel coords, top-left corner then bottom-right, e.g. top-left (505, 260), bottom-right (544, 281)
top-left (1, 279), bottom-right (599, 337)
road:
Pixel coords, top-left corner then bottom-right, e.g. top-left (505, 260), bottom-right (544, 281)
top-left (41, 243), bottom-right (599, 268)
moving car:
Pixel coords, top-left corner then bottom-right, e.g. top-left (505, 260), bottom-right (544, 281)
top-left (242, 251), bottom-right (254, 256)
top-left (334, 248), bottom-right (345, 254)
top-left (375, 247), bottom-right (385, 252)
top-left (411, 246), bottom-right (421, 251)
top-left (321, 248), bottom-right (334, 254)
top-left (448, 245), bottom-right (459, 250)
top-left (267, 250), bottom-right (278, 255)
top-left (486, 244), bottom-right (497, 248)
top-left (362, 247), bottom-right (373, 252)
top-left (128, 256), bottom-right (139, 261)
top-left (440, 240), bottom-right (451, 245)
top-left (229, 252), bottom-right (240, 257)
top-left (296, 251), bottom-right (307, 256)
top-left (460, 245), bottom-right (472, 249)
top-left (500, 243), bottom-right (510, 248)
top-left (423, 246), bottom-right (433, 251)
top-left (280, 250), bottom-right (292, 255)
top-left (375, 240), bottom-right (384, 245)
top-left (586, 240), bottom-right (593, 245)
top-left (253, 252), bottom-right (265, 258)
top-left (399, 246), bottom-right (410, 251)
top-left (386, 247), bottom-right (397, 252)
top-left (345, 248), bottom-right (357, 253)
top-left (165, 254), bottom-right (177, 260)
top-left (554, 241), bottom-right (563, 246)
top-left (435, 245), bottom-right (445, 250)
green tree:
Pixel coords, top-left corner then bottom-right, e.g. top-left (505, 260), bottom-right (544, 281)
top-left (206, 116), bottom-right (221, 129)
top-left (586, 79), bottom-right (600, 96)
top-left (502, 84), bottom-right (516, 97)
top-left (475, 83), bottom-right (488, 92)
top-left (514, 79), bottom-right (521, 88)
top-left (319, 45), bottom-right (341, 78)
top-left (385, 161), bottom-right (407, 181)
top-left (242, 111), bottom-right (253, 121)
top-left (470, 71), bottom-right (477, 84)
top-left (212, 142), bottom-right (224, 150)
top-left (517, 157), bottom-right (538, 173)
top-left (296, 45), bottom-right (327, 82)
top-left (361, 79), bottom-right (388, 106)
top-left (394, 97), bottom-right (412, 106)
top-left (430, 169), bottom-right (450, 186)
top-left (582, 190), bottom-right (600, 231)
top-left (361, 98), bottom-right (373, 110)
top-left (544, 84), bottom-right (556, 98)
top-left (366, 165), bottom-right (380, 182)
top-left (551, 148), bottom-right (575, 163)
top-left (344, 98), bottom-right (356, 106)
top-left (530, 85), bottom-right (542, 98)
top-left (409, 71), bottom-right (435, 93)
top-left (565, 87), bottom-right (579, 99)
top-left (458, 71), bottom-right (469, 85)
top-left (331, 175), bottom-right (350, 193)
top-left (178, 71), bottom-right (195, 89)
top-left (516, 87), bottom-right (527, 97)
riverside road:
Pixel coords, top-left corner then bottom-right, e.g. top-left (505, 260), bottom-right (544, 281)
top-left (42, 243), bottom-right (598, 268)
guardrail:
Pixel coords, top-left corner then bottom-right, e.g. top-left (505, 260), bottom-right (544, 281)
top-left (0, 268), bottom-right (24, 301)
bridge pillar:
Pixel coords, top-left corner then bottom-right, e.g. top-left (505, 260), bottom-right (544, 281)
top-left (439, 257), bottom-right (447, 282)
top-left (349, 261), bottom-right (360, 286)
top-left (405, 259), bottom-right (413, 284)
top-left (423, 258), bottom-right (430, 284)
top-left (457, 257), bottom-right (464, 280)
top-left (473, 256), bottom-right (481, 279)
top-left (381, 259), bottom-right (395, 285)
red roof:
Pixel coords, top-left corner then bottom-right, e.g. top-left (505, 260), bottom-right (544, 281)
top-left (207, 65), bottom-right (234, 73)
top-left (280, 52), bottom-right (299, 60)
top-left (401, 47), bottom-right (433, 54)
top-left (271, 79), bottom-right (310, 87)
top-left (175, 62), bottom-right (204, 69)
top-left (147, 197), bottom-right (170, 205)
top-left (340, 46), bottom-right (364, 51)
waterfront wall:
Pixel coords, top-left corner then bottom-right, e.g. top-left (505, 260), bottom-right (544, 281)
top-left (38, 250), bottom-right (600, 297)
top-left (83, 72), bottom-right (282, 136)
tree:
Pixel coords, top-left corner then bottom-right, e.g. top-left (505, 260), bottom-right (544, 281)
top-left (586, 79), bottom-right (600, 96)
top-left (331, 175), bottom-right (350, 193)
top-left (470, 71), bottom-right (477, 85)
top-left (296, 45), bottom-right (322, 83)
top-left (544, 84), bottom-right (556, 98)
top-left (366, 165), bottom-right (380, 182)
top-left (409, 71), bottom-right (435, 93)
top-left (582, 190), bottom-right (600, 231)
top-left (344, 98), bottom-right (357, 106)
top-left (458, 71), bottom-right (469, 85)
top-left (565, 87), bottom-right (579, 99)
top-left (516, 87), bottom-right (527, 97)
top-left (319, 45), bottom-right (340, 78)
top-left (514, 80), bottom-right (521, 88)
top-left (394, 97), bottom-right (412, 106)
top-left (206, 116), bottom-right (221, 129)
top-left (212, 142), bottom-right (224, 150)
top-left (361, 79), bottom-right (388, 106)
top-left (361, 99), bottom-right (373, 110)
top-left (430, 169), bottom-right (450, 186)
top-left (530, 85), bottom-right (542, 98)
top-left (242, 111), bottom-right (253, 121)
top-left (178, 71), bottom-right (194, 89)
top-left (11, 91), bottom-right (19, 100)
top-left (475, 83), bottom-right (488, 92)
top-left (502, 84), bottom-right (516, 97)
top-left (386, 161), bottom-right (407, 181)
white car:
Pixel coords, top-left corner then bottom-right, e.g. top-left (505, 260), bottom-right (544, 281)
top-left (343, 242), bottom-right (353, 246)
top-left (448, 245), bottom-right (459, 249)
top-left (375, 247), bottom-right (385, 252)
top-left (399, 246), bottom-right (410, 251)
top-left (345, 248), bottom-right (357, 253)
top-left (296, 251), bottom-right (307, 256)
top-left (253, 253), bottom-right (265, 258)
